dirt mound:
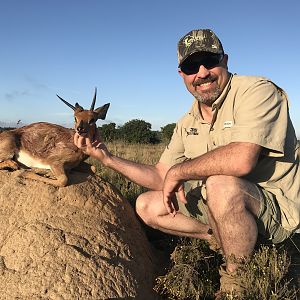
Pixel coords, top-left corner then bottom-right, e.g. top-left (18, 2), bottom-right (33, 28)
top-left (0, 170), bottom-right (159, 299)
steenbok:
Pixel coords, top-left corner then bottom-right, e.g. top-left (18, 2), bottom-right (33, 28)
top-left (0, 88), bottom-right (109, 187)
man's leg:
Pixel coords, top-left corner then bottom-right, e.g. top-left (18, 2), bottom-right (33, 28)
top-left (205, 175), bottom-right (261, 273)
top-left (135, 190), bottom-right (212, 240)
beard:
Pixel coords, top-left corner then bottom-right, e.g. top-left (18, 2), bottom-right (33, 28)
top-left (191, 88), bottom-right (222, 105)
top-left (191, 76), bottom-right (222, 106)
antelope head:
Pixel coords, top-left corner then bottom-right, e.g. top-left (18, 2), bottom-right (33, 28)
top-left (57, 88), bottom-right (110, 138)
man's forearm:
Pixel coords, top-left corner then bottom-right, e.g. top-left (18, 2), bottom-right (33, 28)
top-left (73, 133), bottom-right (167, 191)
top-left (171, 142), bottom-right (261, 181)
top-left (104, 155), bottom-right (165, 191)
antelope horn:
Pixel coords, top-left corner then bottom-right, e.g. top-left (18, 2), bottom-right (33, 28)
top-left (57, 95), bottom-right (76, 111)
top-left (90, 87), bottom-right (97, 111)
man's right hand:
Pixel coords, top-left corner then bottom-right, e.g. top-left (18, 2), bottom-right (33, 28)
top-left (74, 131), bottom-right (111, 165)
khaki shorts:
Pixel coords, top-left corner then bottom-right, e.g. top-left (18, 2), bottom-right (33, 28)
top-left (178, 181), bottom-right (291, 244)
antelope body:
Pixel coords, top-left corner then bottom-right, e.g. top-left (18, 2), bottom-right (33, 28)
top-left (0, 89), bottom-right (110, 187)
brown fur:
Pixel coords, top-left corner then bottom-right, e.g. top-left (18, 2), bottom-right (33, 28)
top-left (0, 123), bottom-right (87, 186)
top-left (0, 97), bottom-right (109, 187)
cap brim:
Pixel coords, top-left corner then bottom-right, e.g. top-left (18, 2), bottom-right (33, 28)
top-left (178, 49), bottom-right (223, 67)
top-left (178, 49), bottom-right (200, 67)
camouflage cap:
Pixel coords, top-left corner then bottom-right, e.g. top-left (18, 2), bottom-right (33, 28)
top-left (177, 29), bottom-right (224, 66)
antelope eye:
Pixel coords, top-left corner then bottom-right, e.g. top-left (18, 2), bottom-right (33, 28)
top-left (74, 117), bottom-right (77, 122)
top-left (89, 119), bottom-right (95, 125)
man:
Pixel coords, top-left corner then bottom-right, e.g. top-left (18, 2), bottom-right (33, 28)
top-left (74, 29), bottom-right (300, 294)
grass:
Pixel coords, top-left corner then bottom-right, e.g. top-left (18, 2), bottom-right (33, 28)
top-left (154, 238), bottom-right (221, 299)
top-left (236, 245), bottom-right (298, 300)
top-left (91, 141), bottom-right (299, 299)
top-left (154, 240), bottom-right (299, 300)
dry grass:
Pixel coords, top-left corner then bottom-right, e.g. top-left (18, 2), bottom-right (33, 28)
top-left (154, 238), bottom-right (221, 299)
top-left (236, 246), bottom-right (298, 300)
top-left (154, 240), bottom-right (299, 300)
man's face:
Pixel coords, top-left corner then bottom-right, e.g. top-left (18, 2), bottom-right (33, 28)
top-left (178, 52), bottom-right (230, 106)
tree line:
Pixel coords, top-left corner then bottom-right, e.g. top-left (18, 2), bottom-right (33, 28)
top-left (99, 119), bottom-right (176, 144)
top-left (0, 120), bottom-right (176, 144)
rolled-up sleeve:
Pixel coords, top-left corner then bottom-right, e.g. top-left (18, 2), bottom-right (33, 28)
top-left (159, 122), bottom-right (187, 166)
top-left (230, 80), bottom-right (289, 156)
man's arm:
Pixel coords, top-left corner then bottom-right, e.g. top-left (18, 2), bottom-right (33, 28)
top-left (163, 142), bottom-right (261, 214)
top-left (105, 157), bottom-right (169, 191)
top-left (74, 132), bottom-right (170, 191)
top-left (169, 142), bottom-right (261, 180)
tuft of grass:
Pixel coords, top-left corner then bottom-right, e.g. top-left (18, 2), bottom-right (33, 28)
top-left (236, 245), bottom-right (298, 300)
top-left (154, 238), bottom-right (221, 300)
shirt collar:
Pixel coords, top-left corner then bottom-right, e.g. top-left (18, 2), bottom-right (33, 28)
top-left (211, 72), bottom-right (233, 111)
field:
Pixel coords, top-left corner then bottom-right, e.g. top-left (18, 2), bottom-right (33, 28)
top-left (91, 141), bottom-right (300, 300)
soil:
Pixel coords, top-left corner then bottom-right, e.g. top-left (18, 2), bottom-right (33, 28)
top-left (0, 170), bottom-right (161, 299)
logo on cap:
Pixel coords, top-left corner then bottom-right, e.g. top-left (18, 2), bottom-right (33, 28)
top-left (183, 35), bottom-right (205, 47)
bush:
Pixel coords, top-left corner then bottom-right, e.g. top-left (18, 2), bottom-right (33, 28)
top-left (99, 120), bottom-right (161, 144)
top-left (99, 123), bottom-right (118, 141)
top-left (119, 119), bottom-right (158, 144)
top-left (161, 123), bottom-right (176, 142)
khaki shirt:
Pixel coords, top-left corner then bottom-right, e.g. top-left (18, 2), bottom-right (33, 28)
top-left (160, 74), bottom-right (300, 232)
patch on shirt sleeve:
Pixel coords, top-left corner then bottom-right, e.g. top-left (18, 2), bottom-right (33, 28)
top-left (223, 121), bottom-right (234, 128)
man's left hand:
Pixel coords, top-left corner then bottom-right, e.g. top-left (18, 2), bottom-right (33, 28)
top-left (163, 166), bottom-right (187, 216)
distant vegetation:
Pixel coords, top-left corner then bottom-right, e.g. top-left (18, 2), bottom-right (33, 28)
top-left (99, 120), bottom-right (176, 144)
top-left (0, 127), bottom-right (15, 132)
top-left (0, 120), bottom-right (177, 144)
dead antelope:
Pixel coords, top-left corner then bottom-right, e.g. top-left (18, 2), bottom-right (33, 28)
top-left (0, 88), bottom-right (110, 187)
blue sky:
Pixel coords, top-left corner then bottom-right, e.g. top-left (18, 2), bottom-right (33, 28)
top-left (1, 0), bottom-right (299, 137)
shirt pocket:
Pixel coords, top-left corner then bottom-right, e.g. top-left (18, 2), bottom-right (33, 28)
top-left (210, 127), bottom-right (233, 148)
top-left (183, 133), bottom-right (208, 159)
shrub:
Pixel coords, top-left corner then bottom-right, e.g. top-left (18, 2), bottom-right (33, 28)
top-left (119, 119), bottom-right (159, 144)
top-left (161, 123), bottom-right (176, 142)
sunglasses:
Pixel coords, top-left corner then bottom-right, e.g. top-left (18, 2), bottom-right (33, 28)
top-left (180, 54), bottom-right (224, 75)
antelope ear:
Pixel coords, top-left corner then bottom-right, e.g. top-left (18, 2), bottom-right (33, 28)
top-left (75, 103), bottom-right (84, 111)
top-left (94, 103), bottom-right (110, 120)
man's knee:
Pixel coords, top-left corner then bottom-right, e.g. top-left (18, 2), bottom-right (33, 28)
top-left (135, 191), bottom-right (162, 227)
top-left (135, 192), bottom-right (150, 221)
top-left (206, 175), bottom-right (240, 198)
top-left (206, 175), bottom-right (245, 214)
